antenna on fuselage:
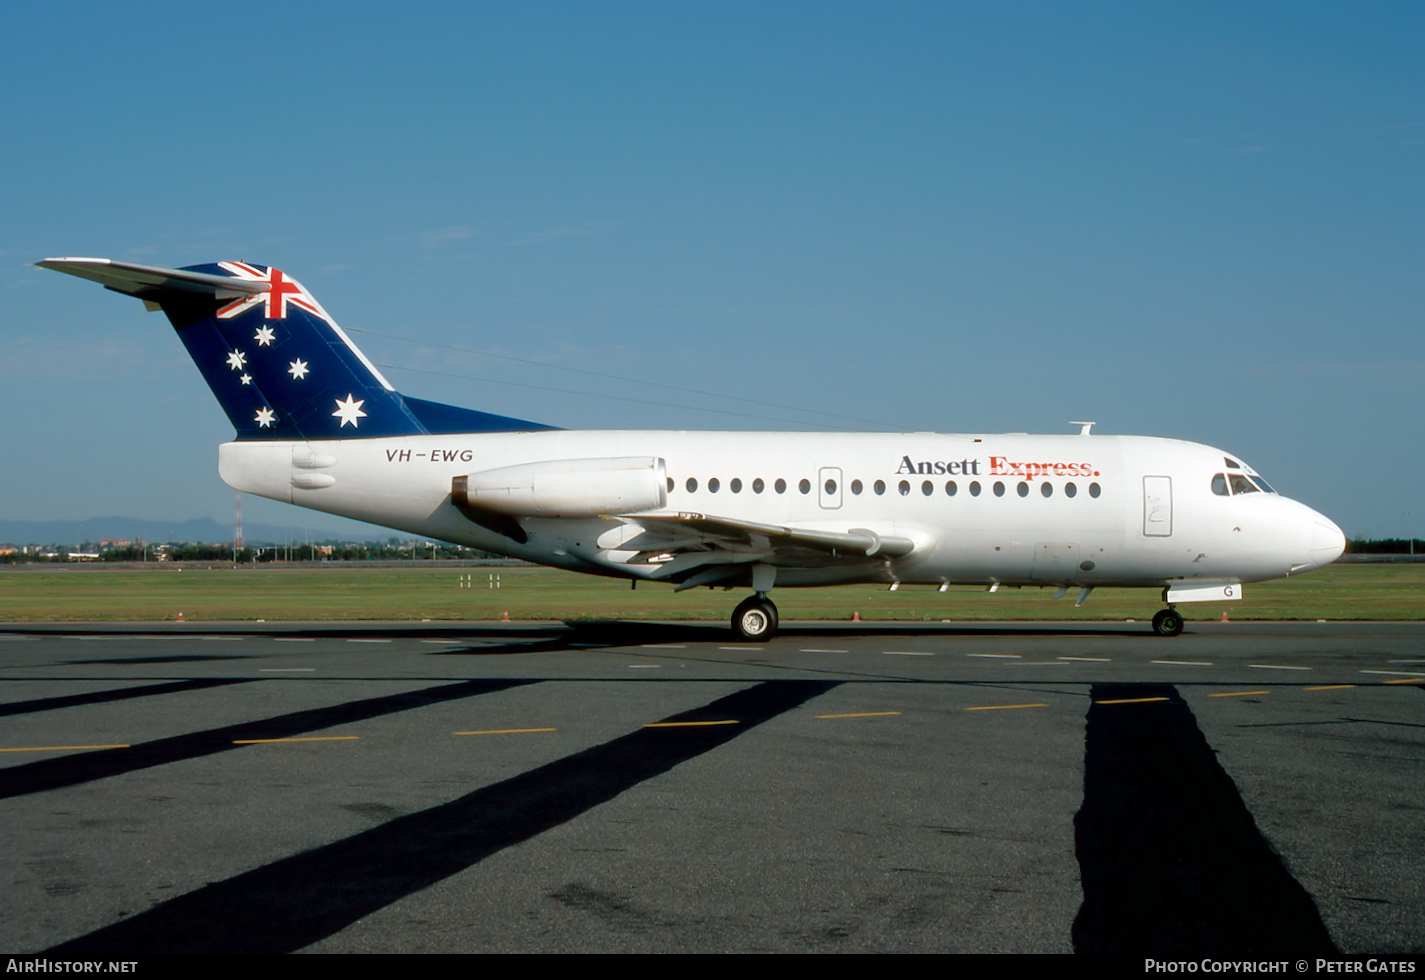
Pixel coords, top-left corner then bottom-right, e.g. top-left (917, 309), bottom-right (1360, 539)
top-left (1070, 421), bottom-right (1095, 436)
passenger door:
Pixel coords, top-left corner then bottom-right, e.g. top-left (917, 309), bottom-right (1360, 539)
top-left (1143, 476), bottom-right (1173, 536)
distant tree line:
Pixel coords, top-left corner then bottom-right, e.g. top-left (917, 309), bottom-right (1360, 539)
top-left (1346, 538), bottom-right (1424, 555)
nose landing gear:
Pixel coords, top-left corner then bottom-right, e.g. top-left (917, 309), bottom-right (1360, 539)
top-left (732, 595), bottom-right (779, 641)
top-left (1152, 607), bottom-right (1184, 637)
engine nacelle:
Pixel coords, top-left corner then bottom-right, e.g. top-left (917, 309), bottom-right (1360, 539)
top-left (454, 457), bottom-right (668, 518)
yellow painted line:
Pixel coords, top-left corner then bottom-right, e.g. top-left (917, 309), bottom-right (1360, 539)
top-left (232, 736), bottom-right (360, 744)
top-left (453, 728), bottom-right (557, 735)
top-left (1385, 677), bottom-right (1425, 685)
top-left (1208, 691), bottom-right (1269, 698)
top-left (816, 711), bottom-right (902, 719)
top-left (0, 744), bottom-right (129, 753)
top-left (964, 703), bottom-right (1048, 711)
top-left (644, 720), bottom-right (740, 728)
top-left (1094, 697), bottom-right (1170, 705)
top-left (1305, 685), bottom-right (1356, 691)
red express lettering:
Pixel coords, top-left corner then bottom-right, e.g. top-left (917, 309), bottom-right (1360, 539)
top-left (989, 457), bottom-right (1099, 480)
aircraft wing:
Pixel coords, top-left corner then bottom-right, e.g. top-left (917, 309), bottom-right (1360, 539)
top-left (615, 512), bottom-right (916, 590)
top-left (37, 258), bottom-right (269, 301)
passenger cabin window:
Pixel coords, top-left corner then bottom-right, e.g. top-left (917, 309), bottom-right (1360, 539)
top-left (1212, 474), bottom-right (1229, 496)
top-left (753, 478), bottom-right (765, 494)
top-left (730, 478), bottom-right (742, 493)
top-left (898, 480), bottom-right (910, 496)
top-left (851, 479), bottom-right (863, 495)
top-left (969, 481), bottom-right (981, 496)
top-left (1065, 482), bottom-right (1077, 497)
top-left (708, 477), bottom-right (720, 493)
top-left (945, 480), bottom-right (957, 496)
top-left (686, 477), bottom-right (698, 493)
top-left (799, 478), bottom-right (811, 494)
top-left (874, 480), bottom-right (886, 495)
top-left (775, 478), bottom-right (787, 494)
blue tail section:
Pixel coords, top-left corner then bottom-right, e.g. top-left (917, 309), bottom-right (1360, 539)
top-left (39, 258), bottom-right (556, 439)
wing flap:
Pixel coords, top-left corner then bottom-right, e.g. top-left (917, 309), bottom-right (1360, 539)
top-left (627, 512), bottom-right (916, 562)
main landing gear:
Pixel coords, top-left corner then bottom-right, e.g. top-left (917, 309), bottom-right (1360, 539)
top-left (732, 594), bottom-right (779, 642)
top-left (1152, 607), bottom-right (1184, 637)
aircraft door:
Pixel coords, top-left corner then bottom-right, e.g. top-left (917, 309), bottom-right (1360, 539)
top-left (1143, 476), bottom-right (1172, 536)
top-left (818, 467), bottom-right (842, 509)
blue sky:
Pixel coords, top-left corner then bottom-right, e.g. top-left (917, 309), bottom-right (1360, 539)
top-left (2, 2), bottom-right (1421, 540)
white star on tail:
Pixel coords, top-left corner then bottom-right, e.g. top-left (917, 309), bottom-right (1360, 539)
top-left (288, 359), bottom-right (309, 380)
top-left (254, 326), bottom-right (276, 346)
top-left (226, 350), bottom-right (247, 370)
top-left (240, 374), bottom-right (252, 386)
top-left (254, 407), bottom-right (276, 428)
top-left (332, 394), bottom-right (366, 428)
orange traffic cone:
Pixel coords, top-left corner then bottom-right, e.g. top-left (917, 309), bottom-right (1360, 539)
top-left (501, 610), bottom-right (510, 621)
top-left (176, 611), bottom-right (184, 622)
top-left (1221, 610), bottom-right (1229, 622)
top-left (852, 611), bottom-right (861, 622)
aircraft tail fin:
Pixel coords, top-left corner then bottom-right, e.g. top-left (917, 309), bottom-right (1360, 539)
top-left (38, 258), bottom-right (553, 440)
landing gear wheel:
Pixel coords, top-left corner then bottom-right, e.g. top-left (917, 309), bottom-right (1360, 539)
top-left (732, 596), bottom-right (778, 642)
top-left (1152, 608), bottom-right (1184, 637)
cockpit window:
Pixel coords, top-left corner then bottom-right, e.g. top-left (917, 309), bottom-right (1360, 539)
top-left (1212, 474), bottom-right (1229, 496)
top-left (1249, 475), bottom-right (1276, 494)
top-left (1229, 474), bottom-right (1258, 495)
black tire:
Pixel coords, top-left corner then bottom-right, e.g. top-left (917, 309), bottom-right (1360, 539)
top-left (1152, 608), bottom-right (1184, 637)
top-left (732, 596), bottom-right (777, 642)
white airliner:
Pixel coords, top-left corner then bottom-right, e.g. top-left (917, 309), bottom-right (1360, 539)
top-left (40, 257), bottom-right (1347, 639)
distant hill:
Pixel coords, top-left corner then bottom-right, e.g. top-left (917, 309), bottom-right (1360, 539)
top-left (0, 517), bottom-right (412, 547)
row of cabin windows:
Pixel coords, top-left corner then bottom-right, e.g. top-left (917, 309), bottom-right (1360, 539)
top-left (669, 477), bottom-right (1102, 499)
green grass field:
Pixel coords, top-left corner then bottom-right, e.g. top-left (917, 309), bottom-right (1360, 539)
top-left (0, 563), bottom-right (1420, 623)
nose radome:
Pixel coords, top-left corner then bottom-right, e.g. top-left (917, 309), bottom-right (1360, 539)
top-left (1310, 517), bottom-right (1346, 566)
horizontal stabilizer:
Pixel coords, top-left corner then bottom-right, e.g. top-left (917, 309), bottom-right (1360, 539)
top-left (37, 258), bottom-right (269, 301)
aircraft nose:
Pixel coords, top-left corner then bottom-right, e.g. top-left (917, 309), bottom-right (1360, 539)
top-left (1309, 515), bottom-right (1346, 568)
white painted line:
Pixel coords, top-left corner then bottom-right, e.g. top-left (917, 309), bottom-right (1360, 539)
top-left (1013, 661), bottom-right (1069, 666)
top-left (719, 646), bottom-right (762, 651)
top-left (273, 638), bottom-right (315, 642)
top-left (1359, 670), bottom-right (1425, 677)
top-left (967, 653), bottom-right (1020, 659)
top-left (1387, 659), bottom-right (1425, 664)
top-left (198, 636), bottom-right (245, 641)
top-left (642, 644), bottom-right (687, 649)
top-left (627, 664), bottom-right (660, 669)
top-left (0, 636), bottom-right (37, 641)
top-left (883, 651), bottom-right (933, 657)
top-left (346, 639), bottom-right (391, 643)
top-left (259, 668), bottom-right (315, 672)
top-left (1249, 664), bottom-right (1312, 671)
top-left (1059, 657), bottom-right (1111, 662)
top-left (800, 648), bottom-right (848, 653)
top-left (1153, 660), bottom-right (1214, 666)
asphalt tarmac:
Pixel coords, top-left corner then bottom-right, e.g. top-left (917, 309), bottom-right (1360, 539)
top-left (2, 620), bottom-right (1421, 954)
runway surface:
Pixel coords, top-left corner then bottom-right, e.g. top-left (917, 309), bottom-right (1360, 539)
top-left (2, 620), bottom-right (1422, 954)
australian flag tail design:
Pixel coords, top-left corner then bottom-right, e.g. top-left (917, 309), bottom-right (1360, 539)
top-left (37, 257), bottom-right (554, 440)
